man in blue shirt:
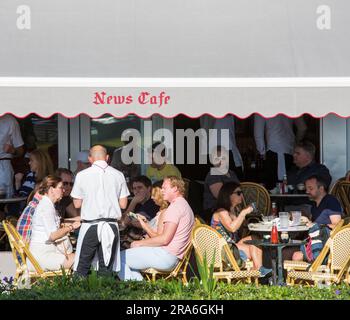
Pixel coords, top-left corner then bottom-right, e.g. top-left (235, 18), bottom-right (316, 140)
top-left (305, 175), bottom-right (343, 227)
top-left (291, 175), bottom-right (343, 262)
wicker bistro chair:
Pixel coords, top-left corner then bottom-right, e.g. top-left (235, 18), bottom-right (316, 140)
top-left (286, 225), bottom-right (350, 286)
top-left (284, 219), bottom-right (345, 273)
top-left (240, 182), bottom-right (271, 216)
top-left (191, 224), bottom-right (260, 284)
top-left (2, 220), bottom-right (71, 287)
top-left (330, 180), bottom-right (350, 216)
top-left (141, 240), bottom-right (193, 284)
top-left (141, 218), bottom-right (201, 284)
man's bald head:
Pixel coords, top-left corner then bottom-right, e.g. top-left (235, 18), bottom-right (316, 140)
top-left (89, 145), bottom-right (108, 162)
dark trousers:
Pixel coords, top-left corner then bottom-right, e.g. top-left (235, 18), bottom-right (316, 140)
top-left (76, 224), bottom-right (119, 277)
top-left (262, 150), bottom-right (294, 190)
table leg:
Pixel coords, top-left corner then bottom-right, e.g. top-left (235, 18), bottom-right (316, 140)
top-left (270, 248), bottom-right (277, 285)
top-left (277, 245), bottom-right (286, 286)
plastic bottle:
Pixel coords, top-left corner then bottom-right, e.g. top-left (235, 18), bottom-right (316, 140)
top-left (271, 222), bottom-right (279, 244)
top-left (271, 202), bottom-right (278, 216)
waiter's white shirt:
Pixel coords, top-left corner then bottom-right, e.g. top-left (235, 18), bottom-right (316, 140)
top-left (0, 114), bottom-right (24, 159)
top-left (30, 195), bottom-right (60, 244)
top-left (71, 160), bottom-right (130, 271)
top-left (209, 115), bottom-right (243, 167)
top-left (0, 115), bottom-right (24, 194)
top-left (254, 114), bottom-right (307, 180)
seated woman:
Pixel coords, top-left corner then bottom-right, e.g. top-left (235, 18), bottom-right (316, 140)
top-left (136, 183), bottom-right (169, 238)
top-left (202, 146), bottom-right (240, 223)
top-left (210, 181), bottom-right (271, 276)
top-left (28, 175), bottom-right (80, 271)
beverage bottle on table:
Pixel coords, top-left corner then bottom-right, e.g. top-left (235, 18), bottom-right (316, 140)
top-left (271, 222), bottom-right (278, 244)
top-left (271, 202), bottom-right (278, 216)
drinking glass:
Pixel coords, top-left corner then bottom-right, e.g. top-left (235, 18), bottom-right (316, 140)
top-left (291, 211), bottom-right (301, 226)
top-left (279, 212), bottom-right (290, 229)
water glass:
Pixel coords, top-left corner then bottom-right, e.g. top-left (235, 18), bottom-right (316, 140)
top-left (291, 211), bottom-right (301, 226)
top-left (279, 212), bottom-right (290, 229)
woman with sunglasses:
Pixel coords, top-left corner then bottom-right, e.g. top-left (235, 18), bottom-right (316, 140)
top-left (203, 146), bottom-right (240, 223)
top-left (211, 181), bottom-right (271, 276)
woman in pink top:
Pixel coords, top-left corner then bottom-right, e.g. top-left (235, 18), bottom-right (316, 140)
top-left (119, 176), bottom-right (194, 281)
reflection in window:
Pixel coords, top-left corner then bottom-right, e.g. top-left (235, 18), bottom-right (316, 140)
top-left (91, 115), bottom-right (144, 180)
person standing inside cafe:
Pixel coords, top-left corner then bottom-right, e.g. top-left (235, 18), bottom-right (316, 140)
top-left (0, 114), bottom-right (24, 198)
top-left (254, 114), bottom-right (307, 190)
top-left (71, 145), bottom-right (130, 277)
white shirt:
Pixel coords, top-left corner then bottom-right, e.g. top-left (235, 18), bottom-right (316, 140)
top-left (209, 115), bottom-right (243, 167)
top-left (254, 114), bottom-right (307, 179)
top-left (30, 196), bottom-right (60, 244)
top-left (0, 114), bottom-right (24, 158)
top-left (71, 160), bottom-right (130, 220)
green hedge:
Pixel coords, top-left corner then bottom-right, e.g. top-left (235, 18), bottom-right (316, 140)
top-left (1, 273), bottom-right (350, 300)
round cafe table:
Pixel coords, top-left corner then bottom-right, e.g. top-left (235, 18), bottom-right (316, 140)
top-left (0, 196), bottom-right (27, 205)
top-left (244, 239), bottom-right (306, 286)
top-left (248, 221), bottom-right (309, 233)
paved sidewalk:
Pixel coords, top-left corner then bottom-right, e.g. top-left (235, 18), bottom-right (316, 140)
top-left (0, 251), bottom-right (15, 284)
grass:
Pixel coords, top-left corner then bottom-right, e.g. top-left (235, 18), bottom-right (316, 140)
top-left (1, 272), bottom-right (350, 300)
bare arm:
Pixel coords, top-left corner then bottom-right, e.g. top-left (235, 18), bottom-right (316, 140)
top-left (131, 221), bottom-right (177, 247)
top-left (119, 196), bottom-right (128, 210)
top-left (328, 214), bottom-right (342, 230)
top-left (138, 215), bottom-right (159, 238)
top-left (49, 221), bottom-right (80, 242)
top-left (4, 144), bottom-right (24, 158)
top-left (65, 202), bottom-right (80, 218)
top-left (73, 198), bottom-right (83, 209)
top-left (219, 206), bottom-right (253, 233)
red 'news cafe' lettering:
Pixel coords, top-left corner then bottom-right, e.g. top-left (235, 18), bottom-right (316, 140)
top-left (93, 91), bottom-right (170, 107)
top-left (93, 91), bottom-right (133, 105)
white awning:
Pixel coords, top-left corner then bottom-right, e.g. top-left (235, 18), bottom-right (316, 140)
top-left (1, 0), bottom-right (350, 117)
top-left (0, 78), bottom-right (350, 118)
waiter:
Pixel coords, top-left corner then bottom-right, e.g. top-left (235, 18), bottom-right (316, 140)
top-left (71, 145), bottom-right (129, 276)
top-left (0, 115), bottom-right (24, 197)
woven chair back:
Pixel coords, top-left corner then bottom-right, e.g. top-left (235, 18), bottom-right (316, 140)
top-left (330, 180), bottom-right (350, 216)
top-left (330, 225), bottom-right (350, 273)
top-left (240, 182), bottom-right (271, 215)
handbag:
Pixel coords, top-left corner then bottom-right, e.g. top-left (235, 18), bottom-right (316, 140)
top-left (55, 236), bottom-right (73, 258)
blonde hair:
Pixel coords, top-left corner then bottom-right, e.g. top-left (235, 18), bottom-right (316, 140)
top-left (164, 176), bottom-right (185, 196)
top-left (151, 186), bottom-right (169, 210)
top-left (30, 149), bottom-right (54, 182)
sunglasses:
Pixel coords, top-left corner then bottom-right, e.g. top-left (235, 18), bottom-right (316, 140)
top-left (63, 181), bottom-right (74, 187)
top-left (232, 191), bottom-right (243, 196)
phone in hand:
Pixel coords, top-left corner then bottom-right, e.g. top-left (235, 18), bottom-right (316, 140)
top-left (128, 212), bottom-right (139, 221)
